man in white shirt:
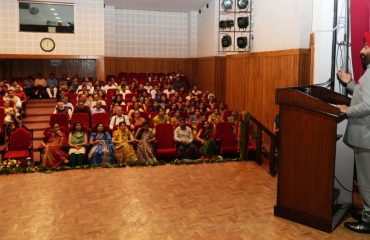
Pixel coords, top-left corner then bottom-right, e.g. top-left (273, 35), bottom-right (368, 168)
top-left (163, 85), bottom-right (175, 98)
top-left (3, 89), bottom-right (22, 116)
top-left (109, 106), bottom-right (130, 130)
top-left (53, 101), bottom-right (72, 119)
top-left (174, 118), bottom-right (196, 159)
top-left (91, 101), bottom-right (106, 115)
top-left (102, 80), bottom-right (117, 94)
top-left (62, 96), bottom-right (74, 113)
top-left (76, 81), bottom-right (92, 94)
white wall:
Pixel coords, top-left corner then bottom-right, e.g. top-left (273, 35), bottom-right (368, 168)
top-left (196, 0), bottom-right (313, 56)
top-left (311, 0), bottom-right (349, 85)
top-left (0, 0), bottom-right (105, 56)
top-left (252, 0), bottom-right (313, 52)
top-left (188, 11), bottom-right (198, 58)
top-left (197, 0), bottom-right (219, 57)
top-left (105, 7), bottom-right (191, 58)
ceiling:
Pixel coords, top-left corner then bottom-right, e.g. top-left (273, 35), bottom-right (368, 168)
top-left (104, 0), bottom-right (211, 12)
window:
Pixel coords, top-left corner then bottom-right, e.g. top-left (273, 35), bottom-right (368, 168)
top-left (19, 1), bottom-right (74, 33)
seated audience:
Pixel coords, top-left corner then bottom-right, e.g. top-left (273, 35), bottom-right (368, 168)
top-left (62, 96), bottom-right (74, 112)
top-left (91, 101), bottom-right (106, 115)
top-left (128, 102), bottom-right (144, 119)
top-left (34, 73), bottom-right (47, 98)
top-left (152, 108), bottom-right (170, 127)
top-left (191, 85), bottom-right (202, 95)
top-left (112, 122), bottom-right (137, 165)
top-left (68, 122), bottom-right (88, 167)
top-left (22, 76), bottom-right (34, 98)
top-left (42, 123), bottom-right (69, 167)
top-left (135, 121), bottom-right (156, 164)
top-left (109, 106), bottom-right (130, 130)
top-left (89, 123), bottom-right (114, 165)
top-left (3, 89), bottom-right (22, 117)
top-left (54, 101), bottom-right (72, 119)
top-left (46, 73), bottom-right (59, 99)
top-left (73, 101), bottom-right (91, 116)
top-left (3, 100), bottom-right (20, 134)
top-left (13, 86), bottom-right (27, 106)
top-left (174, 118), bottom-right (196, 159)
top-left (170, 110), bottom-right (182, 127)
top-left (195, 121), bottom-right (217, 159)
top-left (208, 108), bottom-right (223, 125)
top-left (131, 110), bottom-right (146, 130)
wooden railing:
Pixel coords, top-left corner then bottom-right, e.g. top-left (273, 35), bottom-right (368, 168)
top-left (245, 114), bottom-right (278, 176)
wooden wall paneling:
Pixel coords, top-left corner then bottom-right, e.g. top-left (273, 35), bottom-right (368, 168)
top-left (0, 55), bottom-right (101, 80)
top-left (3, 59), bottom-right (96, 79)
top-left (215, 57), bottom-right (226, 101)
top-left (226, 49), bottom-right (311, 131)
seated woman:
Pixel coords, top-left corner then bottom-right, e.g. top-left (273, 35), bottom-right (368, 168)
top-left (68, 122), bottom-right (88, 167)
top-left (135, 121), bottom-right (157, 165)
top-left (131, 110), bottom-right (146, 131)
top-left (42, 123), bottom-right (69, 168)
top-left (112, 122), bottom-right (137, 165)
top-left (195, 121), bottom-right (217, 159)
top-left (88, 123), bottom-right (114, 165)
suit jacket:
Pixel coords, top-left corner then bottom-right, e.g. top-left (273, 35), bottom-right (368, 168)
top-left (344, 65), bottom-right (370, 149)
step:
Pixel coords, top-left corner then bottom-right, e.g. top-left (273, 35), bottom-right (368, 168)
top-left (33, 140), bottom-right (44, 149)
top-left (26, 108), bottom-right (54, 116)
top-left (25, 122), bottom-right (50, 131)
top-left (27, 105), bottom-right (55, 109)
top-left (28, 99), bottom-right (58, 103)
top-left (23, 115), bottom-right (50, 123)
top-left (33, 130), bottom-right (45, 140)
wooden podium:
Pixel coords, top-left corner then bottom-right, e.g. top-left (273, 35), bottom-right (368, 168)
top-left (274, 85), bottom-right (353, 232)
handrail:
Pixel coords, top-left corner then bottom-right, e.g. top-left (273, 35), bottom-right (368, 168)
top-left (245, 114), bottom-right (278, 176)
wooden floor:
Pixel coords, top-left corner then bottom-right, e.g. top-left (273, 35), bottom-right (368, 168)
top-left (0, 162), bottom-right (367, 240)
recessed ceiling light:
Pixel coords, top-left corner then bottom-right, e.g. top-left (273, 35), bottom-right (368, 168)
top-left (54, 13), bottom-right (58, 15)
top-left (56, 17), bottom-right (61, 19)
top-left (50, 8), bottom-right (55, 11)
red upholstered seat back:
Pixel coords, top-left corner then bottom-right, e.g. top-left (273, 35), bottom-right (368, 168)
top-left (155, 124), bottom-right (175, 149)
top-left (50, 113), bottom-right (69, 129)
top-left (91, 112), bottom-right (110, 129)
top-left (9, 127), bottom-right (32, 151)
top-left (71, 112), bottom-right (90, 130)
top-left (215, 122), bottom-right (235, 147)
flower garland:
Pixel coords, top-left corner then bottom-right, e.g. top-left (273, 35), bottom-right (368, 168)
top-left (0, 157), bottom-right (245, 175)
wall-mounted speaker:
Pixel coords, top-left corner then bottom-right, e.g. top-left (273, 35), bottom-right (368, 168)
top-left (222, 35), bottom-right (232, 48)
top-left (237, 17), bottom-right (249, 28)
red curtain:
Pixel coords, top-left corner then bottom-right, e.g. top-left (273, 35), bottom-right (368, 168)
top-left (351, 0), bottom-right (370, 81)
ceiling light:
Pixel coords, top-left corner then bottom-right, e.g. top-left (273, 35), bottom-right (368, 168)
top-left (222, 0), bottom-right (233, 10)
top-left (238, 0), bottom-right (249, 9)
top-left (54, 13), bottom-right (58, 15)
top-left (50, 8), bottom-right (55, 11)
top-left (56, 17), bottom-right (61, 19)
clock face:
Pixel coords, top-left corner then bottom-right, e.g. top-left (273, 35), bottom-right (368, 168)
top-left (40, 38), bottom-right (55, 52)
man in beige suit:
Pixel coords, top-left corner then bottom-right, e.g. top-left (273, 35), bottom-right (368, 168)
top-left (338, 32), bottom-right (370, 234)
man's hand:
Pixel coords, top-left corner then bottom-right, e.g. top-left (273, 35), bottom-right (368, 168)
top-left (337, 104), bottom-right (349, 113)
top-left (337, 69), bottom-right (352, 84)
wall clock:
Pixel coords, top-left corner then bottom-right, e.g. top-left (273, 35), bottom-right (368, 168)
top-left (40, 38), bottom-right (55, 52)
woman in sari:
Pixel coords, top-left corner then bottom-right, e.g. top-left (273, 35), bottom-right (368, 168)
top-left (89, 123), bottom-right (114, 165)
top-left (195, 121), bottom-right (217, 159)
top-left (68, 122), bottom-right (88, 167)
top-left (135, 121), bottom-right (157, 165)
top-left (112, 122), bottom-right (137, 165)
top-left (42, 123), bottom-right (69, 167)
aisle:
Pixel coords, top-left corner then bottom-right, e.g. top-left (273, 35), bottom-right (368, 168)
top-left (22, 99), bottom-right (56, 161)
